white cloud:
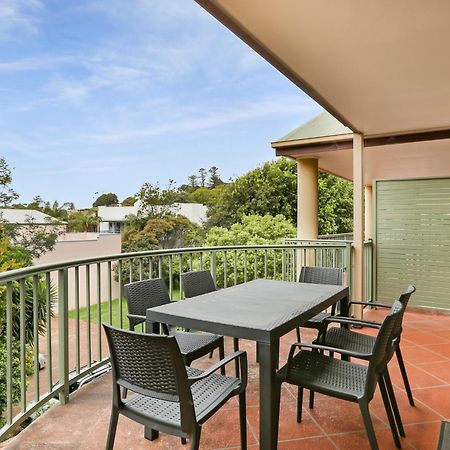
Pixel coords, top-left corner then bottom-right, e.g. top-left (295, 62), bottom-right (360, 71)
top-left (0, 0), bottom-right (44, 39)
top-left (82, 95), bottom-right (316, 144)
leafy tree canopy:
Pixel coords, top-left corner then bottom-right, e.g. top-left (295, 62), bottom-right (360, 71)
top-left (67, 209), bottom-right (98, 232)
top-left (121, 196), bottom-right (137, 206)
top-left (0, 158), bottom-right (19, 207)
top-left (205, 214), bottom-right (296, 246)
top-left (203, 158), bottom-right (353, 235)
top-left (92, 192), bottom-right (119, 207)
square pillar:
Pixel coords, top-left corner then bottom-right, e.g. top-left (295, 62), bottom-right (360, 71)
top-left (297, 158), bottom-right (318, 240)
top-left (353, 134), bottom-right (364, 318)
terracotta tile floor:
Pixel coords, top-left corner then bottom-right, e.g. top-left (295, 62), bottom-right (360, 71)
top-left (5, 308), bottom-right (450, 449)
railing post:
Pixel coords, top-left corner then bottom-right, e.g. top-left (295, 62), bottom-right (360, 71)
top-left (211, 251), bottom-right (217, 285)
top-left (58, 268), bottom-right (69, 405)
top-left (345, 242), bottom-right (353, 303)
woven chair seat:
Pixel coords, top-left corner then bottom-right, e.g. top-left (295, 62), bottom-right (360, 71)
top-left (172, 331), bottom-right (223, 356)
top-left (319, 326), bottom-right (376, 357)
top-left (124, 367), bottom-right (240, 426)
top-left (278, 350), bottom-right (368, 401)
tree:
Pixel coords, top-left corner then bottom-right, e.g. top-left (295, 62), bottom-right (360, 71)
top-left (206, 158), bottom-right (353, 235)
top-left (318, 172), bottom-right (353, 235)
top-left (204, 214), bottom-right (296, 287)
top-left (198, 168), bottom-right (207, 187)
top-left (0, 158), bottom-right (19, 207)
top-left (92, 192), bottom-right (119, 207)
top-left (187, 175), bottom-right (198, 190)
top-left (122, 196), bottom-right (137, 206)
top-left (67, 210), bottom-right (98, 232)
top-left (137, 180), bottom-right (179, 218)
top-left (208, 166), bottom-right (223, 188)
top-left (0, 230), bottom-right (53, 427)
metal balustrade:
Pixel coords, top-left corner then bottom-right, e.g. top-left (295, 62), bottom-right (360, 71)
top-left (0, 241), bottom-right (366, 441)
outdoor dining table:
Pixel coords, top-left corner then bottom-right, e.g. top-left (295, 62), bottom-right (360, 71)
top-left (146, 278), bottom-right (349, 449)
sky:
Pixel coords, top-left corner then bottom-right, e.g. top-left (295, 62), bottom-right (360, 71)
top-left (0, 0), bottom-right (322, 208)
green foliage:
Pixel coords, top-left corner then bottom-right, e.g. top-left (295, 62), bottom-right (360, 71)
top-left (318, 172), bottom-right (353, 235)
top-left (207, 158), bottom-right (297, 228)
top-left (0, 157), bottom-right (19, 207)
top-left (0, 230), bottom-right (53, 428)
top-left (118, 215), bottom-right (205, 283)
top-left (67, 209), bottom-right (98, 232)
top-left (92, 192), bottom-right (119, 207)
top-left (0, 338), bottom-right (33, 428)
top-left (204, 214), bottom-right (296, 287)
top-left (121, 196), bottom-right (137, 206)
top-left (203, 158), bottom-right (353, 235)
top-left (137, 181), bottom-right (179, 217)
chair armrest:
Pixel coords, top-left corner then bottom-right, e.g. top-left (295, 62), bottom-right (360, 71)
top-left (288, 342), bottom-right (372, 361)
top-left (127, 313), bottom-right (146, 321)
top-left (188, 351), bottom-right (248, 392)
top-left (349, 301), bottom-right (391, 309)
top-left (323, 316), bottom-right (381, 329)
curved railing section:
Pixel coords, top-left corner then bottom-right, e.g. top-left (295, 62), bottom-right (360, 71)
top-left (0, 240), bottom-right (359, 440)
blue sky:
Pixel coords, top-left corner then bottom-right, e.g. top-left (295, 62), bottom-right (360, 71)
top-left (0, 0), bottom-right (321, 208)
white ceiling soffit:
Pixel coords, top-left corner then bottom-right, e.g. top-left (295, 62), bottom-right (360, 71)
top-left (197, 0), bottom-right (450, 136)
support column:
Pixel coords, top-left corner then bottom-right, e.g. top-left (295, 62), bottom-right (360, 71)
top-left (297, 159), bottom-right (318, 271)
top-left (297, 158), bottom-right (318, 239)
top-left (353, 134), bottom-right (364, 318)
top-left (364, 185), bottom-right (373, 240)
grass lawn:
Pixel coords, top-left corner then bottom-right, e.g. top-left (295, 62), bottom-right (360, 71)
top-left (68, 289), bottom-right (181, 328)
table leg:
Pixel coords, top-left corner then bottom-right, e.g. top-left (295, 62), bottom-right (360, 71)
top-left (145, 320), bottom-right (159, 334)
top-left (258, 339), bottom-right (280, 449)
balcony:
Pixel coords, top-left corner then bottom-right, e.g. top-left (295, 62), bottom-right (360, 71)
top-left (1, 241), bottom-right (449, 448)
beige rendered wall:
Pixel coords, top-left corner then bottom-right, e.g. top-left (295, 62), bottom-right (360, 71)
top-left (34, 233), bottom-right (122, 311)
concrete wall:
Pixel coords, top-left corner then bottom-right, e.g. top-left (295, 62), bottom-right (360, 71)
top-left (34, 233), bottom-right (122, 311)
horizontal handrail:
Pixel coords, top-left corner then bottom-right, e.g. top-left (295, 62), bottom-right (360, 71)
top-left (0, 242), bottom-right (351, 283)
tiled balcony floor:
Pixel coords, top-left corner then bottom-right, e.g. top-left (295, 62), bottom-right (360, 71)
top-left (5, 308), bottom-right (450, 449)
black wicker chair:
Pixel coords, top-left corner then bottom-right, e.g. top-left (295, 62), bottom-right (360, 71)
top-left (317, 285), bottom-right (416, 407)
top-left (124, 278), bottom-right (225, 373)
top-left (295, 266), bottom-right (344, 342)
top-left (277, 300), bottom-right (406, 450)
top-left (103, 325), bottom-right (248, 450)
top-left (181, 270), bottom-right (240, 356)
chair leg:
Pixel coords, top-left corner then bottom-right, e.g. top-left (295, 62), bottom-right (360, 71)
top-left (122, 387), bottom-right (128, 399)
top-left (190, 426), bottom-right (202, 450)
top-left (396, 346), bottom-right (414, 406)
top-left (379, 376), bottom-right (401, 448)
top-left (238, 391), bottom-right (247, 449)
top-left (358, 400), bottom-right (379, 450)
top-left (309, 390), bottom-right (315, 409)
top-left (106, 407), bottom-right (119, 450)
top-left (219, 341), bottom-right (225, 375)
top-left (384, 369), bottom-right (405, 437)
top-left (144, 427), bottom-right (159, 441)
top-left (297, 386), bottom-right (304, 423)
top-left (296, 326), bottom-right (301, 342)
top-left (181, 437), bottom-right (187, 445)
top-left (208, 350), bottom-right (214, 358)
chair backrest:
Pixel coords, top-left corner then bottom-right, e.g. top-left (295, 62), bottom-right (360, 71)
top-left (103, 324), bottom-right (196, 431)
top-left (365, 300), bottom-right (404, 399)
top-left (393, 285), bottom-right (416, 339)
top-left (299, 266), bottom-right (343, 286)
top-left (124, 278), bottom-right (171, 329)
top-left (181, 270), bottom-right (216, 298)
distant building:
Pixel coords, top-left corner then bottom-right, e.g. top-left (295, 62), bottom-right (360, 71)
top-left (0, 208), bottom-right (65, 226)
top-left (98, 202), bottom-right (208, 233)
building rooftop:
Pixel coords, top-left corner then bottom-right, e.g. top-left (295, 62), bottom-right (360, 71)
top-left (274, 111), bottom-right (352, 144)
top-left (0, 208), bottom-right (62, 225)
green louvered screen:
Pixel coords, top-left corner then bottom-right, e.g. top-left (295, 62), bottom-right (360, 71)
top-left (375, 178), bottom-right (450, 310)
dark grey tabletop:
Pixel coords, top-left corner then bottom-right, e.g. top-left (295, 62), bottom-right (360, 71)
top-left (146, 279), bottom-right (348, 342)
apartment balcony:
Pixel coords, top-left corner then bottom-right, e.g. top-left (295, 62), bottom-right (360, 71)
top-left (1, 241), bottom-right (449, 449)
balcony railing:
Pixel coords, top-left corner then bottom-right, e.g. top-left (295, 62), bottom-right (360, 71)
top-left (0, 240), bottom-right (371, 441)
